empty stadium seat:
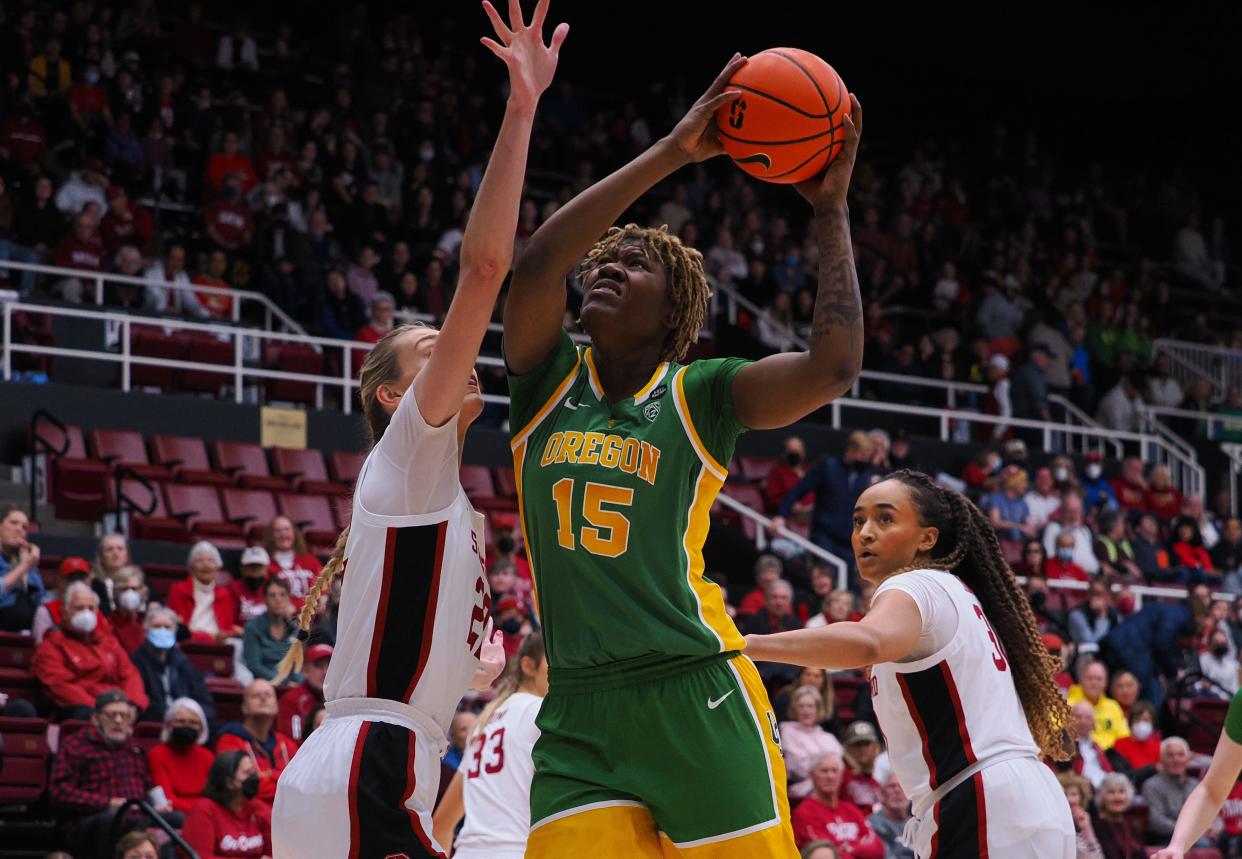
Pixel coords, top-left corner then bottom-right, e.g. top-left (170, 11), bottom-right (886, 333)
top-left (151, 434), bottom-right (231, 486)
top-left (328, 450), bottom-right (366, 485)
top-left (221, 487), bottom-right (280, 541)
top-left (35, 421), bottom-right (109, 521)
top-left (89, 428), bottom-right (170, 480)
top-left (737, 455), bottom-right (777, 483)
top-left (180, 641), bottom-right (235, 678)
top-left (0, 632), bottom-right (34, 671)
top-left (277, 494), bottom-right (339, 548)
top-left (1187, 698), bottom-right (1230, 754)
top-left (206, 677), bottom-right (245, 723)
top-left (133, 721), bottom-right (163, 752)
top-left (211, 441), bottom-right (288, 490)
top-left (493, 466), bottom-right (518, 499)
top-left (0, 667), bottom-right (36, 707)
top-left (459, 465), bottom-right (517, 512)
top-left (142, 563), bottom-right (186, 602)
top-left (177, 331), bottom-right (234, 395)
top-left (106, 478), bottom-right (191, 543)
top-left (271, 448), bottom-right (348, 496)
top-left (264, 342), bottom-right (325, 407)
top-left (0, 717), bottom-right (51, 804)
top-left (163, 483), bottom-right (245, 545)
top-left (130, 325), bottom-right (186, 391)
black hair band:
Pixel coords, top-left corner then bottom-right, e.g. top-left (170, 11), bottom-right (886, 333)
top-left (296, 628), bottom-right (310, 642)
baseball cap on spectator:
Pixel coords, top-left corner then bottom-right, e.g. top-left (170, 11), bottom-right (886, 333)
top-left (1041, 633), bottom-right (1064, 654)
top-left (844, 721), bottom-right (880, 746)
top-left (988, 354), bottom-right (1009, 372)
top-left (1084, 451), bottom-right (1103, 463)
top-left (95, 689), bottom-right (130, 711)
top-left (304, 644), bottom-right (334, 663)
top-left (60, 556), bottom-right (91, 577)
top-left (241, 546), bottom-right (271, 567)
top-left (496, 596), bottom-right (526, 617)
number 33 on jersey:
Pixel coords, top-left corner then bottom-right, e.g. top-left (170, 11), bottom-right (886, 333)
top-left (507, 332), bottom-right (754, 670)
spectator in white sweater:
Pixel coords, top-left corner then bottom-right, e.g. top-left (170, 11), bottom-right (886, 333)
top-left (780, 685), bottom-right (843, 800)
top-left (1043, 493), bottom-right (1101, 576)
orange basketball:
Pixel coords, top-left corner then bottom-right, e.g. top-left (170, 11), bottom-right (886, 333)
top-left (715, 48), bottom-right (849, 184)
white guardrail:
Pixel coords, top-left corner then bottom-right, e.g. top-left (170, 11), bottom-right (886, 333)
top-left (1224, 444), bottom-right (1242, 517)
top-left (0, 259), bottom-right (305, 335)
top-left (1033, 577), bottom-right (1236, 613)
top-left (1157, 337), bottom-right (1242, 397)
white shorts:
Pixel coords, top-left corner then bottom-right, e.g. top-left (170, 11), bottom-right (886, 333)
top-left (272, 700), bottom-right (448, 859)
top-left (910, 757), bottom-right (1075, 859)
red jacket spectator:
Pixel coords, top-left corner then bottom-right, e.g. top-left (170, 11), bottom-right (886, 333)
top-left (204, 198), bottom-right (254, 250)
top-left (67, 80), bottom-right (110, 120)
top-left (1221, 780), bottom-right (1242, 839)
top-left (110, 610), bottom-right (146, 653)
top-left (267, 553), bottom-right (323, 610)
top-left (193, 272), bottom-right (234, 319)
top-left (0, 112), bottom-right (48, 167)
top-left (215, 725), bottom-right (296, 804)
top-left (1146, 487), bottom-right (1183, 523)
top-left (1172, 541), bottom-right (1214, 571)
top-left (1111, 477), bottom-right (1148, 512)
top-left (32, 628), bottom-right (149, 712)
top-left (100, 189), bottom-right (155, 254)
top-left (205, 135), bottom-right (259, 193)
top-left (1045, 556), bottom-right (1090, 582)
top-left (50, 724), bottom-right (152, 815)
top-left (182, 796), bottom-right (272, 859)
top-left (276, 681), bottom-right (323, 743)
top-left (167, 578), bottom-right (241, 643)
top-left (764, 463), bottom-right (813, 515)
top-left (149, 740), bottom-right (215, 813)
top-left (51, 224), bottom-right (105, 272)
top-left (1112, 732), bottom-right (1161, 770)
top-left (791, 793), bottom-right (884, 857)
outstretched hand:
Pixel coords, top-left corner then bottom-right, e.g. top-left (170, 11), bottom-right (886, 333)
top-left (470, 617), bottom-right (507, 691)
top-left (795, 93), bottom-right (863, 211)
top-left (481, 0), bottom-right (569, 110)
top-left (1151, 850), bottom-right (1183, 859)
top-left (665, 53), bottom-right (748, 163)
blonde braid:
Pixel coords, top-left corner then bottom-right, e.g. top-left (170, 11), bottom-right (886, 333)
top-left (272, 526), bottom-right (349, 684)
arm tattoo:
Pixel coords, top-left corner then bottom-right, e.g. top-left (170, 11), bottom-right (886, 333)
top-left (809, 207), bottom-right (864, 354)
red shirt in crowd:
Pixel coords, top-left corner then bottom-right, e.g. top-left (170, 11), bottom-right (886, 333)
top-left (1146, 487), bottom-right (1183, 523)
top-left (1221, 781), bottom-right (1242, 837)
top-left (148, 740), bottom-right (215, 812)
top-left (111, 611), bottom-right (146, 653)
top-left (182, 796), bottom-right (272, 859)
top-left (1111, 478), bottom-right (1148, 511)
top-left (31, 628), bottom-right (149, 711)
top-left (1044, 557), bottom-right (1090, 582)
top-left (167, 579), bottom-right (241, 642)
top-left (1112, 732), bottom-right (1162, 770)
top-left (204, 199), bottom-right (253, 248)
top-left (214, 728), bottom-right (297, 804)
top-left (0, 114), bottom-right (47, 166)
top-left (100, 204), bottom-right (155, 254)
top-left (193, 274), bottom-right (234, 319)
top-left (842, 769), bottom-right (883, 812)
top-left (764, 463), bottom-right (813, 514)
top-left (51, 232), bottom-right (105, 272)
top-left (229, 579), bottom-right (269, 625)
top-left (205, 153), bottom-right (258, 192)
top-left (1172, 542), bottom-right (1214, 571)
top-left (269, 553), bottom-right (323, 610)
top-left (66, 82), bottom-right (110, 118)
top-left (276, 681), bottom-right (323, 743)
top-left (790, 794), bottom-right (885, 857)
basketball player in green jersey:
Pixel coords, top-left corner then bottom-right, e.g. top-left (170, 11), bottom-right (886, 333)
top-left (505, 54), bottom-right (863, 859)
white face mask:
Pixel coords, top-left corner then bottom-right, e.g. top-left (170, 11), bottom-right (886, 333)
top-left (1086, 464), bottom-right (1103, 480)
top-left (118, 589), bottom-right (143, 612)
top-left (71, 609), bottom-right (98, 634)
top-left (1053, 467), bottom-right (1069, 482)
top-left (1130, 720), bottom-right (1153, 742)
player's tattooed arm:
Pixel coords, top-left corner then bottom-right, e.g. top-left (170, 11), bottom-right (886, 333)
top-left (731, 95), bottom-right (863, 430)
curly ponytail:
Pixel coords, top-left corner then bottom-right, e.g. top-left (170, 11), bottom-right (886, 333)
top-left (886, 469), bottom-right (1072, 761)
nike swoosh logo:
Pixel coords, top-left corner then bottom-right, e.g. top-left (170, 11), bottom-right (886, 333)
top-left (564, 399), bottom-right (578, 410)
top-left (707, 690), bottom-right (735, 710)
top-left (735, 153), bottom-right (772, 170)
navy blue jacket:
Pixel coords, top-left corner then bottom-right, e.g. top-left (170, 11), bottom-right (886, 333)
top-left (777, 458), bottom-right (880, 545)
top-left (129, 641), bottom-right (217, 726)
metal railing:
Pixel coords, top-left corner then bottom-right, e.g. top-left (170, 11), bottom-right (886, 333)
top-left (713, 492), bottom-right (850, 591)
top-left (1156, 337), bottom-right (1242, 395)
top-left (1224, 443), bottom-right (1242, 517)
top-left (1, 301), bottom-right (509, 413)
top-left (0, 258), bottom-right (305, 335)
top-left (824, 396), bottom-right (1206, 497)
top-left (1142, 403), bottom-right (1242, 444)
top-left (1034, 576), bottom-right (1236, 613)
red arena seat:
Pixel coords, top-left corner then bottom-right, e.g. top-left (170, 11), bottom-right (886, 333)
top-left (277, 494), bottom-right (339, 548)
top-left (221, 488), bottom-right (280, 541)
top-left (0, 631), bottom-right (35, 671)
top-left (33, 421), bottom-right (109, 521)
top-left (737, 455), bottom-right (777, 483)
top-left (271, 447), bottom-right (349, 496)
top-left (211, 441), bottom-right (288, 490)
top-left (151, 434), bottom-right (231, 486)
top-left (106, 478), bottom-right (191, 543)
top-left (328, 450), bottom-right (366, 486)
top-left (459, 465), bottom-right (516, 512)
top-left (264, 342), bottom-right (326, 407)
top-left (0, 716), bottom-right (51, 804)
top-left (89, 428), bottom-right (170, 480)
top-left (130, 325), bottom-right (187, 391)
top-left (163, 483), bottom-right (244, 541)
top-left (176, 331), bottom-right (235, 396)
top-left (180, 641), bottom-right (235, 678)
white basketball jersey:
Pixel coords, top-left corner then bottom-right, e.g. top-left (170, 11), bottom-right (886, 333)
top-left (870, 569), bottom-right (1038, 817)
top-left (453, 691), bottom-right (542, 856)
top-left (323, 388), bottom-right (491, 737)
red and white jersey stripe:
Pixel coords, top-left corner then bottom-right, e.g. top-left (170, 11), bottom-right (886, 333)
top-left (870, 569), bottom-right (1038, 819)
top-left (323, 388), bottom-right (491, 737)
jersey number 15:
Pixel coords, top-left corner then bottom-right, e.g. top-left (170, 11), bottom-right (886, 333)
top-left (551, 478), bottom-right (634, 558)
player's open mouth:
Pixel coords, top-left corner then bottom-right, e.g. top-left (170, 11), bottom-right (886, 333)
top-left (590, 278), bottom-right (623, 298)
top-left (857, 550), bottom-right (876, 561)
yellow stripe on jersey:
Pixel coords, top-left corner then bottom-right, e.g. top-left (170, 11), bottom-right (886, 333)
top-left (582, 347), bottom-right (605, 400)
top-left (681, 464), bottom-right (744, 652)
top-left (512, 440), bottom-right (541, 624)
top-left (632, 362), bottom-right (669, 404)
top-left (670, 367), bottom-right (728, 482)
top-left (511, 349), bottom-right (584, 452)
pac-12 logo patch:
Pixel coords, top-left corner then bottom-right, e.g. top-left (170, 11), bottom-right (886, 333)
top-left (643, 401), bottom-right (661, 422)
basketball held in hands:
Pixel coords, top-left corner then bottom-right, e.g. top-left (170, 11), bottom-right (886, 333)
top-left (715, 48), bottom-right (850, 184)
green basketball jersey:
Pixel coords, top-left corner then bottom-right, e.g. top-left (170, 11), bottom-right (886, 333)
top-left (507, 331), bottom-right (751, 670)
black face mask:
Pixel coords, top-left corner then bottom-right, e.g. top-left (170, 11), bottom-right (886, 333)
top-left (849, 459), bottom-right (869, 473)
top-left (1212, 645), bottom-right (1230, 658)
top-left (499, 617), bottom-right (523, 635)
top-left (240, 774), bottom-right (260, 799)
top-left (170, 726), bottom-right (198, 747)
top-left (784, 451), bottom-right (803, 467)
top-left (496, 537), bottom-right (516, 555)
top-left (1028, 590), bottom-right (1047, 609)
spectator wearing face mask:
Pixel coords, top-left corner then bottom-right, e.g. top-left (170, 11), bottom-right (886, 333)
top-left (229, 546), bottom-right (272, 624)
top-left (1079, 452), bottom-right (1118, 514)
top-left (109, 566), bottom-right (148, 653)
top-left (147, 697), bottom-right (214, 813)
top-left (182, 750), bottom-right (272, 859)
top-left (33, 581), bottom-right (148, 720)
top-left (764, 435), bottom-right (814, 516)
top-left (495, 596), bottom-right (534, 660)
top-left (215, 679), bottom-right (295, 805)
top-left (1200, 627), bottom-right (1241, 696)
top-left (129, 607), bottom-right (216, 725)
top-left (31, 556), bottom-right (113, 643)
top-left (1113, 701), bottom-right (1162, 779)
top-left (276, 643), bottom-right (331, 743)
top-left (1044, 493), bottom-right (1101, 576)
top-left (1046, 532), bottom-right (1090, 582)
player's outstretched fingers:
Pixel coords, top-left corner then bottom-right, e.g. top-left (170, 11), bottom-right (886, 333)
top-left (481, 1), bottom-right (512, 44)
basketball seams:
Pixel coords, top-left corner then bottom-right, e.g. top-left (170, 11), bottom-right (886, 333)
top-left (717, 125), bottom-right (833, 147)
top-left (723, 83), bottom-right (830, 120)
top-left (766, 140), bottom-right (839, 180)
top-left (770, 49), bottom-right (830, 114)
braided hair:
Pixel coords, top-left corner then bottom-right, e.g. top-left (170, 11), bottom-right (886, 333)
top-left (884, 469), bottom-right (1072, 761)
top-left (580, 224), bottom-right (711, 362)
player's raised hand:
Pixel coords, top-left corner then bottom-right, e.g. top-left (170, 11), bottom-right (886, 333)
top-left (1152, 850), bottom-right (1184, 859)
top-left (794, 93), bottom-right (862, 211)
top-left (481, 0), bottom-right (569, 110)
top-left (470, 617), bottom-right (507, 691)
top-left (665, 53), bottom-right (748, 163)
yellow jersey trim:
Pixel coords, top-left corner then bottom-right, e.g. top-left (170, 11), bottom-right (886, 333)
top-left (671, 366), bottom-right (728, 482)
top-left (510, 350), bottom-right (583, 452)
